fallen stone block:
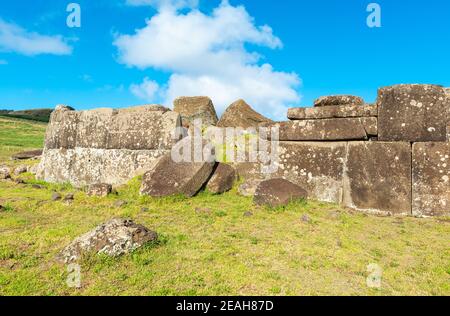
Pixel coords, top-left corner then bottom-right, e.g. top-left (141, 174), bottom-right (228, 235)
top-left (377, 84), bottom-right (449, 142)
top-left (268, 117), bottom-right (377, 141)
top-left (206, 163), bottom-right (237, 194)
top-left (11, 149), bottom-right (43, 160)
top-left (140, 137), bottom-right (216, 197)
top-left (254, 178), bottom-right (307, 207)
top-left (287, 104), bottom-right (377, 120)
top-left (14, 165), bottom-right (28, 176)
top-left (59, 218), bottom-right (158, 263)
top-left (217, 99), bottom-right (273, 128)
top-left (174, 96), bottom-right (218, 128)
top-left (343, 142), bottom-right (412, 215)
top-left (87, 183), bottom-right (113, 197)
top-left (0, 166), bottom-right (11, 180)
top-left (412, 142), bottom-right (449, 217)
top-left (314, 95), bottom-right (364, 107)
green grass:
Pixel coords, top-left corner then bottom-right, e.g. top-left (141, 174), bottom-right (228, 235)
top-left (0, 117), bottom-right (449, 296)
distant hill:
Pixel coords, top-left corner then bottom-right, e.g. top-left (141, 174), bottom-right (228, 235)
top-left (0, 108), bottom-right (53, 122)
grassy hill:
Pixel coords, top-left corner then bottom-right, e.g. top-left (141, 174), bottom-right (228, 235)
top-left (0, 108), bottom-right (53, 123)
top-left (0, 116), bottom-right (449, 296)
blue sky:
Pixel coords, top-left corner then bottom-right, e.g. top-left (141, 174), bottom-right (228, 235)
top-left (0, 0), bottom-right (449, 119)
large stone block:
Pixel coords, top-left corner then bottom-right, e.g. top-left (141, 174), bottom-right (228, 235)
top-left (377, 84), bottom-right (449, 141)
top-left (412, 142), bottom-right (449, 217)
top-left (287, 104), bottom-right (377, 120)
top-left (234, 141), bottom-right (348, 203)
top-left (173, 96), bottom-right (218, 128)
top-left (217, 99), bottom-right (273, 128)
top-left (314, 95), bottom-right (364, 107)
top-left (268, 117), bottom-right (377, 141)
top-left (343, 142), bottom-right (412, 215)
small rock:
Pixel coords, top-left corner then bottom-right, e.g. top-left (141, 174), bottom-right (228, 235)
top-left (301, 214), bottom-right (311, 223)
top-left (64, 193), bottom-right (75, 201)
top-left (31, 184), bottom-right (44, 189)
top-left (114, 200), bottom-right (127, 208)
top-left (14, 178), bottom-right (25, 184)
top-left (0, 166), bottom-right (11, 180)
top-left (141, 207), bottom-right (149, 212)
top-left (243, 211), bottom-right (253, 217)
top-left (237, 179), bottom-right (262, 197)
top-left (329, 210), bottom-right (341, 219)
top-left (59, 218), bottom-right (158, 263)
top-left (14, 165), bottom-right (28, 176)
top-left (51, 192), bottom-right (62, 201)
top-left (254, 179), bottom-right (308, 207)
top-left (87, 183), bottom-right (112, 197)
top-left (336, 238), bottom-right (343, 247)
top-left (11, 149), bottom-right (43, 160)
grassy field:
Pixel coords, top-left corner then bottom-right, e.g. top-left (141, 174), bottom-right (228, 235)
top-left (0, 116), bottom-right (449, 296)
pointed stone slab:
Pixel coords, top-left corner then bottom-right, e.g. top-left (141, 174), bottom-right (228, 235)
top-left (267, 117), bottom-right (378, 141)
top-left (287, 104), bottom-right (377, 120)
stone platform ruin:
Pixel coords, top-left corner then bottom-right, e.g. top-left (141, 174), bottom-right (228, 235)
top-left (36, 84), bottom-right (449, 217)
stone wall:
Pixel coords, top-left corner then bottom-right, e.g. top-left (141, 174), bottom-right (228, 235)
top-left (237, 84), bottom-right (449, 217)
top-left (37, 104), bottom-right (182, 187)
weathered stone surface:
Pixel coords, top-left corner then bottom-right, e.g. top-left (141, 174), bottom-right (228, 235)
top-left (377, 84), bottom-right (449, 142)
top-left (140, 137), bottom-right (216, 197)
top-left (14, 165), bottom-right (27, 176)
top-left (314, 95), bottom-right (364, 107)
top-left (412, 142), bottom-right (449, 217)
top-left (206, 163), bottom-right (236, 194)
top-left (87, 183), bottom-right (112, 197)
top-left (343, 142), bottom-right (412, 215)
top-left (45, 104), bottom-right (180, 150)
top-left (11, 149), bottom-right (43, 160)
top-left (51, 192), bottom-right (62, 201)
top-left (59, 218), bottom-right (158, 263)
top-left (173, 96), bottom-right (218, 128)
top-left (254, 178), bottom-right (307, 207)
top-left (37, 148), bottom-right (166, 187)
top-left (287, 104), bottom-right (377, 120)
top-left (268, 117), bottom-right (378, 141)
top-left (217, 99), bottom-right (273, 128)
top-left (0, 166), bottom-right (11, 180)
top-left (237, 179), bottom-right (263, 197)
top-left (235, 141), bottom-right (347, 203)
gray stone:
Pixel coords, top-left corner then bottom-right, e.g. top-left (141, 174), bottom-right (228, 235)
top-left (206, 163), bottom-right (236, 194)
top-left (287, 104), bottom-right (377, 120)
top-left (217, 99), bottom-right (273, 128)
top-left (342, 142), bottom-right (412, 215)
top-left (140, 137), bottom-right (216, 197)
top-left (0, 166), bottom-right (11, 180)
top-left (64, 193), bottom-right (75, 201)
top-left (173, 96), bottom-right (218, 128)
top-left (59, 218), bottom-right (158, 263)
top-left (254, 178), bottom-right (307, 207)
top-left (268, 117), bottom-right (378, 141)
top-left (314, 95), bottom-right (364, 107)
top-left (14, 165), bottom-right (28, 176)
top-left (412, 142), bottom-right (449, 217)
top-left (87, 183), bottom-right (112, 197)
top-left (243, 211), bottom-right (253, 217)
top-left (11, 149), bottom-right (43, 160)
top-left (51, 192), bottom-right (62, 201)
top-left (377, 84), bottom-right (449, 142)
top-left (237, 179), bottom-right (263, 197)
top-left (114, 200), bottom-right (128, 208)
top-left (301, 214), bottom-right (311, 223)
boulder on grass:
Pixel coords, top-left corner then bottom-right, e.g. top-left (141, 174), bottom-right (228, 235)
top-left (11, 149), bottom-right (43, 160)
top-left (217, 99), bottom-right (273, 128)
top-left (314, 95), bottom-right (364, 107)
top-left (59, 218), bottom-right (158, 263)
top-left (0, 166), bottom-right (11, 180)
top-left (206, 163), bottom-right (237, 194)
top-left (254, 178), bottom-right (307, 207)
top-left (173, 96), bottom-right (218, 128)
top-left (140, 137), bottom-right (216, 197)
top-left (14, 165), bottom-right (28, 176)
top-left (87, 183), bottom-right (113, 197)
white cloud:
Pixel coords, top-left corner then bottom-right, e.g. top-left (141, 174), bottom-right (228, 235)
top-left (116, 0), bottom-right (300, 119)
top-left (0, 18), bottom-right (72, 56)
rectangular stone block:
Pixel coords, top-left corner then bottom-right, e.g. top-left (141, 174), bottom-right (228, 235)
top-left (287, 104), bottom-right (377, 120)
top-left (343, 142), bottom-right (412, 215)
top-left (269, 117), bottom-right (377, 141)
top-left (412, 142), bottom-right (450, 217)
top-left (378, 84), bottom-right (449, 142)
top-left (234, 141), bottom-right (348, 203)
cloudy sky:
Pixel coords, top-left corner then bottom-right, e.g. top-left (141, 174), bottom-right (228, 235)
top-left (0, 0), bottom-right (449, 119)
